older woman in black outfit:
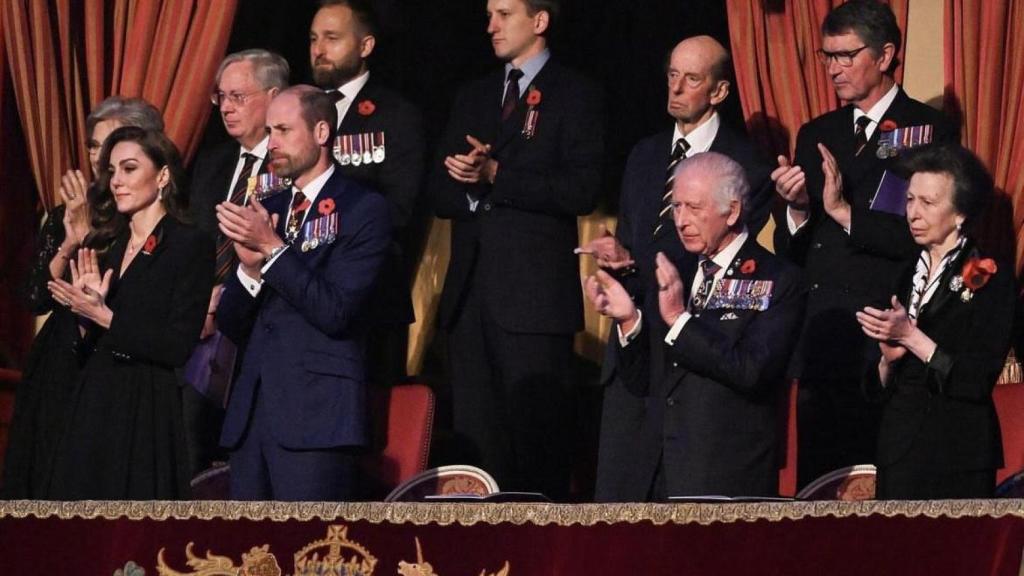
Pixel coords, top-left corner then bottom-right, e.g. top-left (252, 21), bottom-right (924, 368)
top-left (45, 126), bottom-right (213, 499)
top-left (856, 143), bottom-right (1013, 499)
top-left (1, 97), bottom-right (163, 499)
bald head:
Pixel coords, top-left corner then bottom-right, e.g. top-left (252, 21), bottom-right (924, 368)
top-left (666, 35), bottom-right (732, 133)
top-left (672, 35), bottom-right (731, 84)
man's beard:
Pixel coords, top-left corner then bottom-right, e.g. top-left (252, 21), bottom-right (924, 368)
top-left (312, 58), bottom-right (362, 89)
top-left (270, 147), bottom-right (318, 180)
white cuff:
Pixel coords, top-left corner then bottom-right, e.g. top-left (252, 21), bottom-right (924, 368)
top-left (664, 311), bottom-right (692, 345)
top-left (617, 310), bottom-right (643, 347)
top-left (260, 244), bottom-right (289, 274)
top-left (237, 266), bottom-right (263, 297)
top-left (786, 206), bottom-right (809, 235)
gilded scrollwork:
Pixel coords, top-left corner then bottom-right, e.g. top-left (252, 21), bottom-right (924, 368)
top-left (4, 499), bottom-right (1024, 527)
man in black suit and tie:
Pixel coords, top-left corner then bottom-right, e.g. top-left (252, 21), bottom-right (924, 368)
top-left (431, 0), bottom-right (604, 499)
top-left (770, 0), bottom-right (958, 487)
top-left (185, 49), bottom-right (290, 477)
top-left (577, 36), bottom-right (773, 501)
top-left (585, 152), bottom-right (803, 499)
top-left (310, 0), bottom-right (426, 388)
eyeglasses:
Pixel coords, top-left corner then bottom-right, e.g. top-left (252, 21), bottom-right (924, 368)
top-left (816, 45), bottom-right (870, 67)
top-left (210, 90), bottom-right (263, 107)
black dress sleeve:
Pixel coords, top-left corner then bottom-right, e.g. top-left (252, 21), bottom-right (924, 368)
top-left (26, 205), bottom-right (68, 315)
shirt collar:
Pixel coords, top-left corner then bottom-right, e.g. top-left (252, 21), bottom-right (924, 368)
top-left (241, 136), bottom-right (269, 161)
top-left (504, 48), bottom-right (550, 89)
top-left (334, 70), bottom-right (371, 102)
top-left (295, 164), bottom-right (335, 204)
top-left (672, 112), bottom-right (720, 155)
top-left (703, 227), bottom-right (749, 273)
top-left (853, 83), bottom-right (899, 129)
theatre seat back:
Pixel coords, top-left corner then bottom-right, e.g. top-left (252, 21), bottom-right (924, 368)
top-left (994, 382), bottom-right (1024, 485)
top-left (359, 383), bottom-right (435, 499)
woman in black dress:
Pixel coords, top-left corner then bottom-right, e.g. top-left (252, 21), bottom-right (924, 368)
top-left (46, 126), bottom-right (213, 499)
top-left (857, 144), bottom-right (1013, 499)
top-left (1, 97), bottom-right (163, 498)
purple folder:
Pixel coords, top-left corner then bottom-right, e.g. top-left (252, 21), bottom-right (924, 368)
top-left (869, 170), bottom-right (909, 217)
top-left (183, 331), bottom-right (237, 408)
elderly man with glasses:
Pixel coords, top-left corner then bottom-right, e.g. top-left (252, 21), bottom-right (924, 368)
top-left (769, 0), bottom-right (958, 488)
top-left (185, 49), bottom-right (291, 480)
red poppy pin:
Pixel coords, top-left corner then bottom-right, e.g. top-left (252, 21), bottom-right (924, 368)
top-left (526, 88), bottom-right (542, 106)
top-left (740, 259), bottom-right (757, 274)
top-left (879, 119), bottom-right (898, 132)
top-left (318, 198), bottom-right (336, 216)
top-left (951, 255), bottom-right (997, 302)
top-left (357, 100), bottom-right (376, 116)
top-left (142, 234), bottom-right (158, 255)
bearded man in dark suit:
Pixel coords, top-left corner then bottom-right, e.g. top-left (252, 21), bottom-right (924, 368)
top-left (185, 49), bottom-right (290, 478)
top-left (310, 0), bottom-right (426, 388)
top-left (770, 0), bottom-right (958, 487)
top-left (216, 86), bottom-right (390, 501)
top-left (585, 152), bottom-right (803, 499)
top-left (430, 0), bottom-right (604, 499)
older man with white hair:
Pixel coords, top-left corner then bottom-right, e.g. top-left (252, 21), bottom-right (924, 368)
top-left (585, 152), bottom-right (805, 500)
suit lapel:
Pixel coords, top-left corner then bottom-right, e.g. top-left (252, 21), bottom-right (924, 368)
top-left (493, 62), bottom-right (552, 153)
top-left (118, 215), bottom-right (172, 284)
top-left (918, 242), bottom-right (973, 321)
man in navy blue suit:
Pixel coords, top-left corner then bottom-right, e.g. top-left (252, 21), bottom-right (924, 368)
top-left (575, 36), bottom-right (773, 501)
top-left (584, 153), bottom-right (803, 499)
top-left (216, 85), bottom-right (390, 501)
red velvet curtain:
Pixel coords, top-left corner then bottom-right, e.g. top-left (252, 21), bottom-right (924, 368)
top-left (1, 0), bottom-right (238, 210)
top-left (944, 0), bottom-right (1024, 271)
top-left (727, 0), bottom-right (908, 159)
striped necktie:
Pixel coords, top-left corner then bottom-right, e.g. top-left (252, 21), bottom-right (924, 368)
top-left (214, 152), bottom-right (259, 282)
top-left (653, 138), bottom-right (690, 237)
top-left (854, 115), bottom-right (872, 156)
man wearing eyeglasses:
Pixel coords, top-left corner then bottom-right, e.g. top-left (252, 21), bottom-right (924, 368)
top-left (770, 0), bottom-right (958, 488)
top-left (185, 49), bottom-right (290, 478)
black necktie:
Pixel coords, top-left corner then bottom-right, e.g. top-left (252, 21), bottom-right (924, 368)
top-left (691, 259), bottom-right (721, 311)
top-left (328, 90), bottom-right (345, 105)
top-left (854, 115), bottom-right (872, 156)
top-left (653, 138), bottom-right (690, 237)
top-left (502, 68), bottom-right (524, 121)
top-left (215, 153), bottom-right (259, 282)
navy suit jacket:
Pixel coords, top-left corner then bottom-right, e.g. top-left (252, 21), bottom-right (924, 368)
top-left (597, 237), bottom-right (804, 500)
top-left (218, 169), bottom-right (391, 450)
top-left (599, 122), bottom-right (774, 387)
top-left (335, 76), bottom-right (425, 325)
top-left (431, 59), bottom-right (605, 334)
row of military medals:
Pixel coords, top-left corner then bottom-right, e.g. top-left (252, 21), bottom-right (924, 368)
top-left (877, 124), bottom-right (933, 159)
top-left (244, 173), bottom-right (291, 203)
top-left (334, 132), bottom-right (386, 166)
top-left (300, 211), bottom-right (338, 253)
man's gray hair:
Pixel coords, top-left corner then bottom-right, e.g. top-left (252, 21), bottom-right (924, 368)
top-left (674, 151), bottom-right (749, 216)
top-left (86, 96), bottom-right (164, 136)
top-left (215, 49), bottom-right (290, 90)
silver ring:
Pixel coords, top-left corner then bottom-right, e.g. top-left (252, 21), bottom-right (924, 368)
top-left (658, 284), bottom-right (669, 292)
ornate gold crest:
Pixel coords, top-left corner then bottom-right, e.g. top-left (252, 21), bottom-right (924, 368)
top-left (153, 524), bottom-right (508, 576)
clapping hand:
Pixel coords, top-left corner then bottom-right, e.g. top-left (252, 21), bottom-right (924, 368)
top-left (818, 143), bottom-right (851, 229)
top-left (444, 135), bottom-right (496, 184)
top-left (583, 269), bottom-right (638, 330)
top-left (856, 295), bottom-right (913, 363)
top-left (654, 252), bottom-right (686, 326)
top-left (575, 224), bottom-right (635, 271)
top-left (48, 248), bottom-right (113, 327)
top-left (59, 169), bottom-right (91, 246)
top-left (217, 196), bottom-right (281, 276)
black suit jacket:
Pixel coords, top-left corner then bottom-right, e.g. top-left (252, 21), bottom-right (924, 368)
top-left (868, 243), bottom-right (1012, 483)
top-left (335, 76), bottom-right (425, 325)
top-left (597, 237), bottom-right (804, 500)
top-left (431, 59), bottom-right (605, 334)
top-left (599, 122), bottom-right (774, 387)
top-left (775, 88), bottom-right (958, 378)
